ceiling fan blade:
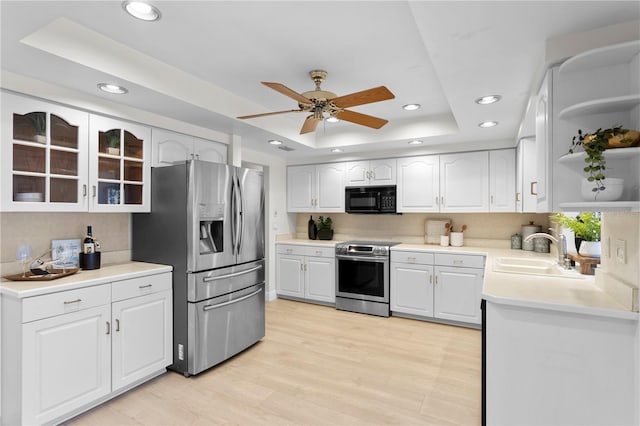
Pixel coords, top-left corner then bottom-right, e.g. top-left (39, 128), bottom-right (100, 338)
top-left (262, 82), bottom-right (313, 105)
top-left (237, 109), bottom-right (302, 119)
top-left (335, 110), bottom-right (389, 129)
top-left (300, 115), bottom-right (320, 134)
top-left (332, 86), bottom-right (395, 109)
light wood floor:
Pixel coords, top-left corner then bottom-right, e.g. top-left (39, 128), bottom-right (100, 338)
top-left (67, 299), bottom-right (481, 425)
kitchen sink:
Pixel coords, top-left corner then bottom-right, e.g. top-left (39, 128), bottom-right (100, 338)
top-left (493, 256), bottom-right (584, 279)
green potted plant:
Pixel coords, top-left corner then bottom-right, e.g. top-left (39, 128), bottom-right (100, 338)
top-left (316, 216), bottom-right (334, 240)
top-left (106, 129), bottom-right (120, 155)
top-left (552, 212), bottom-right (601, 257)
top-left (568, 126), bottom-right (639, 198)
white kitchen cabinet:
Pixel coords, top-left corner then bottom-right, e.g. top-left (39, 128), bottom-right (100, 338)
top-left (440, 151), bottom-right (489, 212)
top-left (287, 163), bottom-right (345, 212)
top-left (390, 252), bottom-right (434, 317)
top-left (488, 149), bottom-right (516, 212)
top-left (276, 244), bottom-right (335, 304)
top-left (89, 115), bottom-right (151, 212)
top-left (553, 40), bottom-right (640, 212)
top-left (390, 250), bottom-right (484, 326)
top-left (345, 158), bottom-right (396, 186)
top-left (1, 270), bottom-right (172, 425)
top-left (396, 155), bottom-right (440, 212)
top-left (516, 137), bottom-right (538, 213)
top-left (534, 69), bottom-right (554, 212)
top-left (151, 128), bottom-right (227, 167)
top-left (1, 92), bottom-right (89, 212)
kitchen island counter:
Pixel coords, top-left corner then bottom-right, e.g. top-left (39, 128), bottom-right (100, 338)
top-left (392, 243), bottom-right (638, 321)
top-left (1, 261), bottom-right (172, 299)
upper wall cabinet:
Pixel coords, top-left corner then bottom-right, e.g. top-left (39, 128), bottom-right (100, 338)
top-left (151, 128), bottom-right (227, 167)
top-left (287, 163), bottom-right (345, 212)
top-left (396, 155), bottom-right (440, 212)
top-left (1, 92), bottom-right (89, 212)
top-left (552, 40), bottom-right (640, 212)
top-left (89, 115), bottom-right (151, 212)
top-left (440, 151), bottom-right (489, 212)
top-left (489, 149), bottom-right (516, 212)
top-left (516, 138), bottom-right (538, 213)
top-left (345, 159), bottom-right (396, 186)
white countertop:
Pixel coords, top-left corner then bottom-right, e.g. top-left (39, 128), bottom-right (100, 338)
top-left (1, 261), bottom-right (172, 299)
top-left (277, 239), bottom-right (344, 246)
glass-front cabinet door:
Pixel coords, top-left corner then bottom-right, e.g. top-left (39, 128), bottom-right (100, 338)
top-left (1, 92), bottom-right (89, 211)
top-left (88, 115), bottom-right (151, 212)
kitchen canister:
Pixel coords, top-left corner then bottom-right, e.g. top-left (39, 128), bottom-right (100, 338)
top-left (521, 221), bottom-right (541, 251)
top-left (450, 232), bottom-right (464, 247)
top-left (511, 233), bottom-right (522, 249)
top-left (533, 237), bottom-right (550, 253)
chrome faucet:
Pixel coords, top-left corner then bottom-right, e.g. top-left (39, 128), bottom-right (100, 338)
top-left (523, 229), bottom-right (568, 267)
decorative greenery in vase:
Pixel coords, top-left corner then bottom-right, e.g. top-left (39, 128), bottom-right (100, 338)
top-left (316, 216), bottom-right (334, 240)
top-left (26, 112), bottom-right (46, 141)
top-left (552, 212), bottom-right (601, 254)
top-left (568, 125), bottom-right (638, 194)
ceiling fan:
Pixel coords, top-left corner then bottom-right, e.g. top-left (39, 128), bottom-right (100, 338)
top-left (237, 70), bottom-right (395, 134)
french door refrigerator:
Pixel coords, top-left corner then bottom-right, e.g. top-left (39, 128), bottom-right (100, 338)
top-left (132, 160), bottom-right (265, 376)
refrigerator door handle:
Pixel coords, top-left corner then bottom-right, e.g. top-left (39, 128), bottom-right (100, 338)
top-left (230, 175), bottom-right (237, 255)
top-left (202, 264), bottom-right (263, 282)
top-left (237, 174), bottom-right (244, 254)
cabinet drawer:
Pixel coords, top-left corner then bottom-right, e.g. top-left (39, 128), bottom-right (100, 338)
top-left (112, 272), bottom-right (172, 302)
top-left (391, 251), bottom-right (434, 265)
top-left (22, 284), bottom-right (111, 323)
top-left (434, 253), bottom-right (485, 268)
top-left (276, 244), bottom-right (307, 256)
top-left (305, 246), bottom-right (335, 258)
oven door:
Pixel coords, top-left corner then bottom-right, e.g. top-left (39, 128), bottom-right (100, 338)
top-left (336, 255), bottom-right (389, 303)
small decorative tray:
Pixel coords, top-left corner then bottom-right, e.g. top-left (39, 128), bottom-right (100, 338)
top-left (4, 268), bottom-right (80, 281)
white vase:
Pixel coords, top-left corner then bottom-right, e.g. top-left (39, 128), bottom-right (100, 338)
top-left (579, 241), bottom-right (601, 258)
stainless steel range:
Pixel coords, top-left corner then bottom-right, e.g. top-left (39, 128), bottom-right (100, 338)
top-left (335, 240), bottom-right (399, 317)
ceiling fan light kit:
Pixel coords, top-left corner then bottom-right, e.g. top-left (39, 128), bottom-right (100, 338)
top-left (237, 70), bottom-right (395, 134)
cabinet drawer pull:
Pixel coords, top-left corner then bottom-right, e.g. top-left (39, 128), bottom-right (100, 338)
top-left (453, 260), bottom-right (464, 265)
top-left (315, 251), bottom-right (322, 256)
top-left (64, 298), bottom-right (82, 305)
top-left (407, 257), bottom-right (416, 262)
top-left (286, 248), bottom-right (293, 253)
top-left (138, 284), bottom-right (153, 289)
top-left (115, 318), bottom-right (120, 332)
top-left (106, 321), bottom-right (111, 335)
top-left (530, 181), bottom-right (538, 196)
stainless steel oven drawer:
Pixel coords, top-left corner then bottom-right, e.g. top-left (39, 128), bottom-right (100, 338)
top-left (187, 283), bottom-right (265, 375)
top-left (188, 259), bottom-right (264, 302)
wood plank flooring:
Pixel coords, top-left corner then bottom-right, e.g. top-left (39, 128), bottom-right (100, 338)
top-left (66, 299), bottom-right (481, 425)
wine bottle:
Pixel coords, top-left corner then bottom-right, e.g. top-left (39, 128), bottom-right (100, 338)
top-left (83, 225), bottom-right (95, 254)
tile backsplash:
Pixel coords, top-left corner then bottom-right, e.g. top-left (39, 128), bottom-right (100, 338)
top-left (296, 212), bottom-right (550, 246)
top-left (0, 212), bottom-right (130, 275)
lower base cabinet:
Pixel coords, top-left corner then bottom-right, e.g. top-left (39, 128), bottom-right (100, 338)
top-left (2, 271), bottom-right (172, 425)
top-left (391, 250), bottom-right (484, 326)
top-left (276, 243), bottom-right (335, 304)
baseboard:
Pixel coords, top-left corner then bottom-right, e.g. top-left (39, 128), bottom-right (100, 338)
top-left (266, 289), bottom-right (278, 301)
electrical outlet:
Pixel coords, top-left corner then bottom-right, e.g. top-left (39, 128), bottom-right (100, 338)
top-left (615, 239), bottom-right (627, 264)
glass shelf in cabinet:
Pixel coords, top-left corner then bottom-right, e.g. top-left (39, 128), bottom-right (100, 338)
top-left (13, 175), bottom-right (45, 202)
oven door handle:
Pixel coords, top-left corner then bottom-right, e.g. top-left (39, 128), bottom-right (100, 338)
top-left (336, 255), bottom-right (388, 262)
top-left (202, 264), bottom-right (263, 282)
top-left (202, 287), bottom-right (263, 311)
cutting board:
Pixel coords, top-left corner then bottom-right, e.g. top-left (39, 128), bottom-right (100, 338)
top-left (425, 219), bottom-right (451, 244)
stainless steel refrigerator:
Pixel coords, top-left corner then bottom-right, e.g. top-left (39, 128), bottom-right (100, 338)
top-left (132, 160), bottom-right (265, 376)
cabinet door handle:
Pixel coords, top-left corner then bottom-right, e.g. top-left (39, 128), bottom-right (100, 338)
top-left (106, 321), bottom-right (111, 335)
top-left (115, 319), bottom-right (120, 332)
top-left (429, 275), bottom-right (432, 284)
top-left (92, 185), bottom-right (97, 198)
top-left (441, 196), bottom-right (444, 206)
top-left (371, 171), bottom-right (375, 180)
top-left (64, 298), bottom-right (82, 305)
top-left (490, 195), bottom-right (494, 204)
top-left (82, 184), bottom-right (87, 197)
top-left (436, 196), bottom-right (439, 205)
top-left (435, 276), bottom-right (438, 285)
top-left (530, 181), bottom-right (538, 196)
top-left (138, 284), bottom-right (153, 289)
top-left (516, 192), bottom-right (521, 202)
top-left (195, 154), bottom-right (200, 159)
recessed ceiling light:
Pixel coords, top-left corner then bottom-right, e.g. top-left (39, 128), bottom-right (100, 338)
top-left (268, 139), bottom-right (283, 145)
top-left (331, 148), bottom-right (343, 153)
top-left (478, 121), bottom-right (498, 128)
top-left (326, 116), bottom-right (340, 123)
top-left (475, 95), bottom-right (502, 105)
top-left (403, 104), bottom-right (421, 111)
top-left (122, 1), bottom-right (161, 21)
top-left (97, 83), bottom-right (128, 94)
top-left (408, 140), bottom-right (423, 145)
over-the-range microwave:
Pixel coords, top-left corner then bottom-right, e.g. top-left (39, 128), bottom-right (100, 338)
top-left (345, 185), bottom-right (397, 214)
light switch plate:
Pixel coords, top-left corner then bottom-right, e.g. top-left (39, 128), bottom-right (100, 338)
top-left (615, 239), bottom-right (627, 264)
